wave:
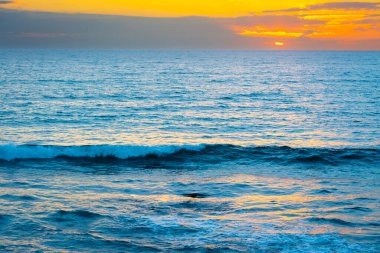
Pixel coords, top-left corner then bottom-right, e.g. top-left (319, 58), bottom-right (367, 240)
top-left (0, 144), bottom-right (206, 161)
top-left (0, 144), bottom-right (379, 165)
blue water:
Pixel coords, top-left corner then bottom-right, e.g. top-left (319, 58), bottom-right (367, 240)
top-left (0, 50), bottom-right (379, 252)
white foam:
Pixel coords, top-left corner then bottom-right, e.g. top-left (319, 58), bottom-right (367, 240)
top-left (0, 144), bottom-right (206, 161)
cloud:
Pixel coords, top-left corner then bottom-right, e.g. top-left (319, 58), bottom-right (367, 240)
top-left (0, 0), bottom-right (13, 4)
top-left (0, 9), bottom-right (249, 49)
top-left (221, 15), bottom-right (325, 40)
top-left (239, 30), bottom-right (303, 38)
top-left (266, 2), bottom-right (380, 13)
top-left (0, 8), bottom-right (379, 50)
top-left (310, 2), bottom-right (380, 10)
top-left (352, 15), bottom-right (380, 24)
top-left (248, 2), bottom-right (380, 43)
top-left (11, 32), bottom-right (68, 38)
top-left (228, 15), bottom-right (325, 27)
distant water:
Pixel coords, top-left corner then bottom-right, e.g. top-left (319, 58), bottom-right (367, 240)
top-left (0, 50), bottom-right (379, 252)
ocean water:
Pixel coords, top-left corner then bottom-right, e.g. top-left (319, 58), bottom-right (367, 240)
top-left (0, 50), bottom-right (379, 252)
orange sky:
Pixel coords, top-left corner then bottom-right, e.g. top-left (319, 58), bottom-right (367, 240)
top-left (1, 0), bottom-right (379, 49)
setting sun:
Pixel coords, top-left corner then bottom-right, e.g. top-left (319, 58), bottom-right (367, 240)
top-left (274, 42), bottom-right (284, 46)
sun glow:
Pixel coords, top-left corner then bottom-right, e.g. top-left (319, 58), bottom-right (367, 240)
top-left (274, 42), bottom-right (284, 46)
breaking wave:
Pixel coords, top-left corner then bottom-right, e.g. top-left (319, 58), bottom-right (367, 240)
top-left (1, 144), bottom-right (379, 165)
top-left (0, 144), bottom-right (206, 161)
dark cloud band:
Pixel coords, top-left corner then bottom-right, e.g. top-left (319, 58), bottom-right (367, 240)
top-left (0, 0), bottom-right (13, 4)
top-left (266, 1), bottom-right (380, 12)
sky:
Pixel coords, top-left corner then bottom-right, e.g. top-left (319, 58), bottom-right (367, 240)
top-left (0, 0), bottom-right (379, 49)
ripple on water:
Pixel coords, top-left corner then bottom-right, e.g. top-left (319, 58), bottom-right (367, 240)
top-left (49, 210), bottom-right (105, 223)
top-left (308, 217), bottom-right (356, 226)
top-left (0, 194), bottom-right (39, 201)
top-left (0, 214), bottom-right (13, 223)
top-left (343, 206), bottom-right (372, 213)
top-left (310, 188), bottom-right (338, 194)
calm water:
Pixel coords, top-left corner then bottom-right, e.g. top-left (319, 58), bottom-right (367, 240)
top-left (0, 50), bottom-right (379, 252)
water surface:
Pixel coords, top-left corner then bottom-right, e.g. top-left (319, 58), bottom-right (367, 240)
top-left (0, 50), bottom-right (379, 252)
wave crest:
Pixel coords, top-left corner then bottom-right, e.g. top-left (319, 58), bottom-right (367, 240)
top-left (0, 144), bottom-right (206, 161)
top-left (1, 144), bottom-right (379, 165)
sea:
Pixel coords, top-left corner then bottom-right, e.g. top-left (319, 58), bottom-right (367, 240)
top-left (0, 50), bottom-right (379, 252)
